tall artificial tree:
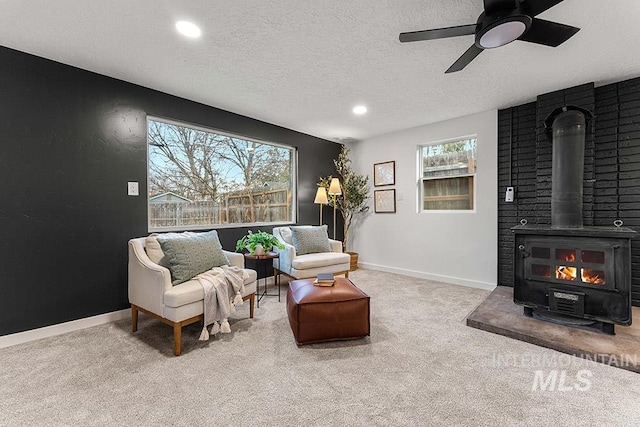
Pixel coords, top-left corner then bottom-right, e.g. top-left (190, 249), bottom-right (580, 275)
top-left (318, 146), bottom-right (369, 251)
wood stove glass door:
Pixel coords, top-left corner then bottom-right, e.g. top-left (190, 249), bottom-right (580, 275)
top-left (521, 238), bottom-right (615, 291)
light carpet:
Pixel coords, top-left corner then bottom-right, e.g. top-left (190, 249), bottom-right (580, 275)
top-left (1, 269), bottom-right (639, 426)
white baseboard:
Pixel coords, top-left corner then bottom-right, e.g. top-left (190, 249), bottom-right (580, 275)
top-left (358, 262), bottom-right (497, 291)
top-left (0, 309), bottom-right (130, 349)
top-left (0, 276), bottom-right (283, 350)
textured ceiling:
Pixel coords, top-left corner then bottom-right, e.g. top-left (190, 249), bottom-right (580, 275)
top-left (1, 0), bottom-right (639, 142)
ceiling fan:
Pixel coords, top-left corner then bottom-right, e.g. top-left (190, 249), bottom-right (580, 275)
top-left (399, 0), bottom-right (580, 73)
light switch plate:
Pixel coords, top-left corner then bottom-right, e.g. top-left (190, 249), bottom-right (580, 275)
top-left (127, 181), bottom-right (139, 196)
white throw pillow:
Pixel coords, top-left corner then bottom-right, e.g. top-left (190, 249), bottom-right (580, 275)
top-left (145, 233), bottom-right (166, 265)
top-left (280, 227), bottom-right (293, 245)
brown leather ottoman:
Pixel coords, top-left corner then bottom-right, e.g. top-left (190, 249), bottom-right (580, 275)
top-left (287, 277), bottom-right (370, 345)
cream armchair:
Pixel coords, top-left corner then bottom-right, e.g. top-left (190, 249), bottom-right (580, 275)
top-left (272, 226), bottom-right (350, 279)
top-left (128, 234), bottom-right (257, 356)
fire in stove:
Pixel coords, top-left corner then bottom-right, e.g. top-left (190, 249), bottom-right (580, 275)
top-left (555, 249), bottom-right (577, 281)
top-left (552, 248), bottom-right (606, 285)
top-left (581, 269), bottom-right (605, 285)
top-left (530, 246), bottom-right (608, 286)
top-left (555, 266), bottom-right (577, 281)
top-left (555, 266), bottom-right (605, 284)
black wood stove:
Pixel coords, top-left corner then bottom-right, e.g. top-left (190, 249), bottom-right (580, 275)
top-left (512, 106), bottom-right (636, 334)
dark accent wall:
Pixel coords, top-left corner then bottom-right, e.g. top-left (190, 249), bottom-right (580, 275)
top-left (0, 46), bottom-right (342, 336)
top-left (498, 78), bottom-right (640, 306)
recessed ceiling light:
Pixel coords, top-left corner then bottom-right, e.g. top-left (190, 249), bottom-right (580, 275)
top-left (175, 21), bottom-right (201, 38)
top-left (353, 105), bottom-right (367, 115)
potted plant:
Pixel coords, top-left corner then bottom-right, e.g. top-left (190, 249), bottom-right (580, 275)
top-left (318, 145), bottom-right (370, 270)
top-left (236, 230), bottom-right (285, 255)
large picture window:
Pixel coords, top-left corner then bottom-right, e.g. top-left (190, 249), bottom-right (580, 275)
top-left (147, 118), bottom-right (296, 231)
top-left (420, 137), bottom-right (477, 211)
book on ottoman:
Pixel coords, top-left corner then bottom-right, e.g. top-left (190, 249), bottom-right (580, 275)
top-left (313, 273), bottom-right (335, 287)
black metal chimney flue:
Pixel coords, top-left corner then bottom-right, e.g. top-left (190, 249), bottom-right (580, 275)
top-left (544, 106), bottom-right (593, 229)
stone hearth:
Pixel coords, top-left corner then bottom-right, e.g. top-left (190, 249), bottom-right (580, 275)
top-left (467, 286), bottom-right (640, 373)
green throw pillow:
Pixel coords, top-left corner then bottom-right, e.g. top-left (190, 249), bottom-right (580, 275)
top-left (156, 230), bottom-right (230, 285)
top-left (290, 225), bottom-right (332, 255)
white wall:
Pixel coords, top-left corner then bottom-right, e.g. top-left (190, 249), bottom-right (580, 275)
top-left (349, 109), bottom-right (498, 290)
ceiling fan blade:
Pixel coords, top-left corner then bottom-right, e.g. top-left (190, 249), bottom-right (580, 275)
top-left (483, 0), bottom-right (517, 15)
top-left (399, 24), bottom-right (475, 43)
top-left (518, 18), bottom-right (579, 47)
top-left (522, 0), bottom-right (564, 17)
top-left (445, 44), bottom-right (484, 73)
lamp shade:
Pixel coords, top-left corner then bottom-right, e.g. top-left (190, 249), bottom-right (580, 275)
top-left (328, 178), bottom-right (342, 195)
top-left (314, 187), bottom-right (328, 204)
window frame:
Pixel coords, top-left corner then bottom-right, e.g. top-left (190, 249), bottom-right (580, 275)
top-left (417, 135), bottom-right (477, 213)
top-left (147, 116), bottom-right (297, 232)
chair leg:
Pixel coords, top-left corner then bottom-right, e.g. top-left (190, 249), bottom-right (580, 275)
top-left (173, 323), bottom-right (182, 356)
top-left (131, 305), bottom-right (138, 333)
top-left (243, 293), bottom-right (255, 318)
top-left (345, 271), bottom-right (349, 278)
top-left (130, 305), bottom-right (198, 356)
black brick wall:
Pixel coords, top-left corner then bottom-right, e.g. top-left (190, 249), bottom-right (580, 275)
top-left (497, 79), bottom-right (640, 307)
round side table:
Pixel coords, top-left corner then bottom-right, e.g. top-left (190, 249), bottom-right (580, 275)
top-left (243, 252), bottom-right (280, 307)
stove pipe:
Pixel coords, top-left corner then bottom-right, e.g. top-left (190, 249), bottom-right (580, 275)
top-left (545, 106), bottom-right (593, 229)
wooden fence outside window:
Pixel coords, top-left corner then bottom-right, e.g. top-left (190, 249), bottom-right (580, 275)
top-left (149, 187), bottom-right (291, 228)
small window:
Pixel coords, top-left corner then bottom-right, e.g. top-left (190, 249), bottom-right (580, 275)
top-left (147, 118), bottom-right (296, 231)
top-left (420, 137), bottom-right (477, 211)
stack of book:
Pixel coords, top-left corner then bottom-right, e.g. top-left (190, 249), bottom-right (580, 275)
top-left (313, 273), bottom-right (335, 287)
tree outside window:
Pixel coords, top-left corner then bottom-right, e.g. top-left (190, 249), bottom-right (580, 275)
top-left (148, 118), bottom-right (295, 230)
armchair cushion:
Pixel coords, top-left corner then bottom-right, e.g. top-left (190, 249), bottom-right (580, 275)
top-left (157, 230), bottom-right (230, 285)
top-left (164, 268), bottom-right (258, 308)
top-left (290, 225), bottom-right (331, 255)
top-left (291, 252), bottom-right (350, 270)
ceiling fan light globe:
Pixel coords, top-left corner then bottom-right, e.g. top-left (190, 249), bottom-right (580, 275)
top-left (479, 20), bottom-right (527, 48)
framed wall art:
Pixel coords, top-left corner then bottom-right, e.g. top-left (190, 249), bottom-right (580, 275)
top-left (374, 189), bottom-right (396, 213)
top-left (373, 161), bottom-right (395, 186)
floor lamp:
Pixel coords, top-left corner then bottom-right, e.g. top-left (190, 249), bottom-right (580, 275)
top-left (314, 187), bottom-right (328, 225)
top-left (328, 178), bottom-right (342, 240)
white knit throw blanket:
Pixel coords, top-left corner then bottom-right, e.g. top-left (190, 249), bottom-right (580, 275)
top-left (195, 265), bottom-right (248, 341)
